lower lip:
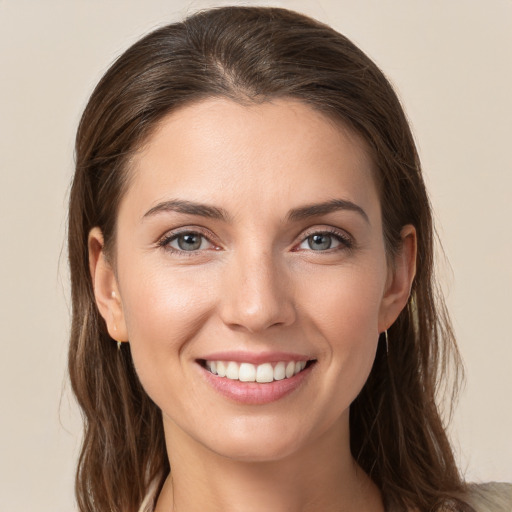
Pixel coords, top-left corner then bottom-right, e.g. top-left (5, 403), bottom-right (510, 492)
top-left (198, 363), bottom-right (314, 405)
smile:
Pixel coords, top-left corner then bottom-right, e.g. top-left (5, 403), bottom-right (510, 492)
top-left (197, 356), bottom-right (316, 405)
top-left (204, 360), bottom-right (309, 383)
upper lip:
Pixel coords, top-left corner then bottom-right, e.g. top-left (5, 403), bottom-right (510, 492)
top-left (198, 350), bottom-right (313, 365)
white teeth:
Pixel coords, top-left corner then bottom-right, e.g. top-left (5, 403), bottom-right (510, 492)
top-left (239, 363), bottom-right (256, 382)
top-left (216, 361), bottom-right (226, 377)
top-left (226, 361), bottom-right (239, 380)
top-left (256, 363), bottom-right (274, 383)
top-left (204, 359), bottom-right (310, 382)
top-left (273, 362), bottom-right (286, 380)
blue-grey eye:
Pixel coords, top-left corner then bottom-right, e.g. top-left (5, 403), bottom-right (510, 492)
top-left (308, 234), bottom-right (333, 250)
top-left (170, 233), bottom-right (207, 251)
top-left (298, 232), bottom-right (344, 251)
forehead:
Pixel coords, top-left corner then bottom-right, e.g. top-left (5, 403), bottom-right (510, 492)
top-left (122, 97), bottom-right (379, 222)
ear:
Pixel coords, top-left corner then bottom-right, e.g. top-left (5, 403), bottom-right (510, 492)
top-left (88, 227), bottom-right (128, 342)
top-left (378, 225), bottom-right (417, 332)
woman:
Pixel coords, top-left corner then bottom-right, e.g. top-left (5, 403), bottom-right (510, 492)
top-left (67, 6), bottom-right (511, 512)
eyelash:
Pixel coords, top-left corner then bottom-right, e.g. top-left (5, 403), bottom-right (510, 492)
top-left (294, 228), bottom-right (354, 252)
top-left (157, 227), bottom-right (353, 256)
top-left (157, 228), bottom-right (218, 257)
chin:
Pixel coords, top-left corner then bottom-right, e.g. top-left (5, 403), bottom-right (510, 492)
top-left (209, 434), bottom-right (304, 463)
top-left (194, 413), bottom-right (330, 464)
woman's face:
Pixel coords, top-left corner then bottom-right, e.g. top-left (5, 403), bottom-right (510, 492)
top-left (91, 98), bottom-right (414, 462)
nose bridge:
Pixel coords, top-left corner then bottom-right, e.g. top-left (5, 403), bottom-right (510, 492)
top-left (220, 244), bottom-right (295, 333)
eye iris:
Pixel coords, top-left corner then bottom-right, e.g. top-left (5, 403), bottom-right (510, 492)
top-left (308, 234), bottom-right (332, 250)
top-left (177, 233), bottom-right (202, 251)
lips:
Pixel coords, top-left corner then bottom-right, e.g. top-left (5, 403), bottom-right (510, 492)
top-left (197, 352), bottom-right (316, 405)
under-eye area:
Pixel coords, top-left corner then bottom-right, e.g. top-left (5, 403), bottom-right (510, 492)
top-left (197, 359), bottom-right (317, 383)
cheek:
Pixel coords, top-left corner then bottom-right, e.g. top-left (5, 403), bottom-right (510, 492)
top-left (297, 262), bottom-right (386, 402)
top-left (117, 259), bottom-right (217, 386)
top-left (299, 261), bottom-right (386, 339)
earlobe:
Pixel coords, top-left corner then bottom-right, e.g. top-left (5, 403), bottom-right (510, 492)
top-left (378, 225), bottom-right (417, 332)
top-left (88, 227), bottom-right (128, 342)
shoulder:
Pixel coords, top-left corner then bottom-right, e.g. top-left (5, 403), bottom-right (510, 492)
top-left (465, 482), bottom-right (512, 512)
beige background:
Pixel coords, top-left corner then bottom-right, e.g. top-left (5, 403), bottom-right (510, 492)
top-left (0, 0), bottom-right (510, 510)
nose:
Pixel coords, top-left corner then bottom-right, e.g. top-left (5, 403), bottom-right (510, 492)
top-left (219, 249), bottom-right (296, 333)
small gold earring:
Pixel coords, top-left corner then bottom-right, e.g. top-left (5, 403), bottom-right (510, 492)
top-left (384, 330), bottom-right (389, 354)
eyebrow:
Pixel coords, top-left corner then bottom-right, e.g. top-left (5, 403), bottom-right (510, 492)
top-left (142, 199), bottom-right (230, 221)
top-left (142, 198), bottom-right (369, 224)
top-left (287, 199), bottom-right (369, 224)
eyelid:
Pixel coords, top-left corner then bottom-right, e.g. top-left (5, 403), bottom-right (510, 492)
top-left (157, 226), bottom-right (221, 254)
top-left (293, 226), bottom-right (354, 251)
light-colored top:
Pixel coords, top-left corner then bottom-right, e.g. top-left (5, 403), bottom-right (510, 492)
top-left (138, 482), bottom-right (512, 512)
top-left (465, 482), bottom-right (512, 512)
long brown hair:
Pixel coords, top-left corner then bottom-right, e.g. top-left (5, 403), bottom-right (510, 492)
top-left (68, 6), bottom-right (471, 512)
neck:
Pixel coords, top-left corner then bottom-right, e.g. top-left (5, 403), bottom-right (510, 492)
top-left (155, 415), bottom-right (383, 512)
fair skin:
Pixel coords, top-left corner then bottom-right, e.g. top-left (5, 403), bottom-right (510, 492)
top-left (89, 98), bottom-right (416, 512)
